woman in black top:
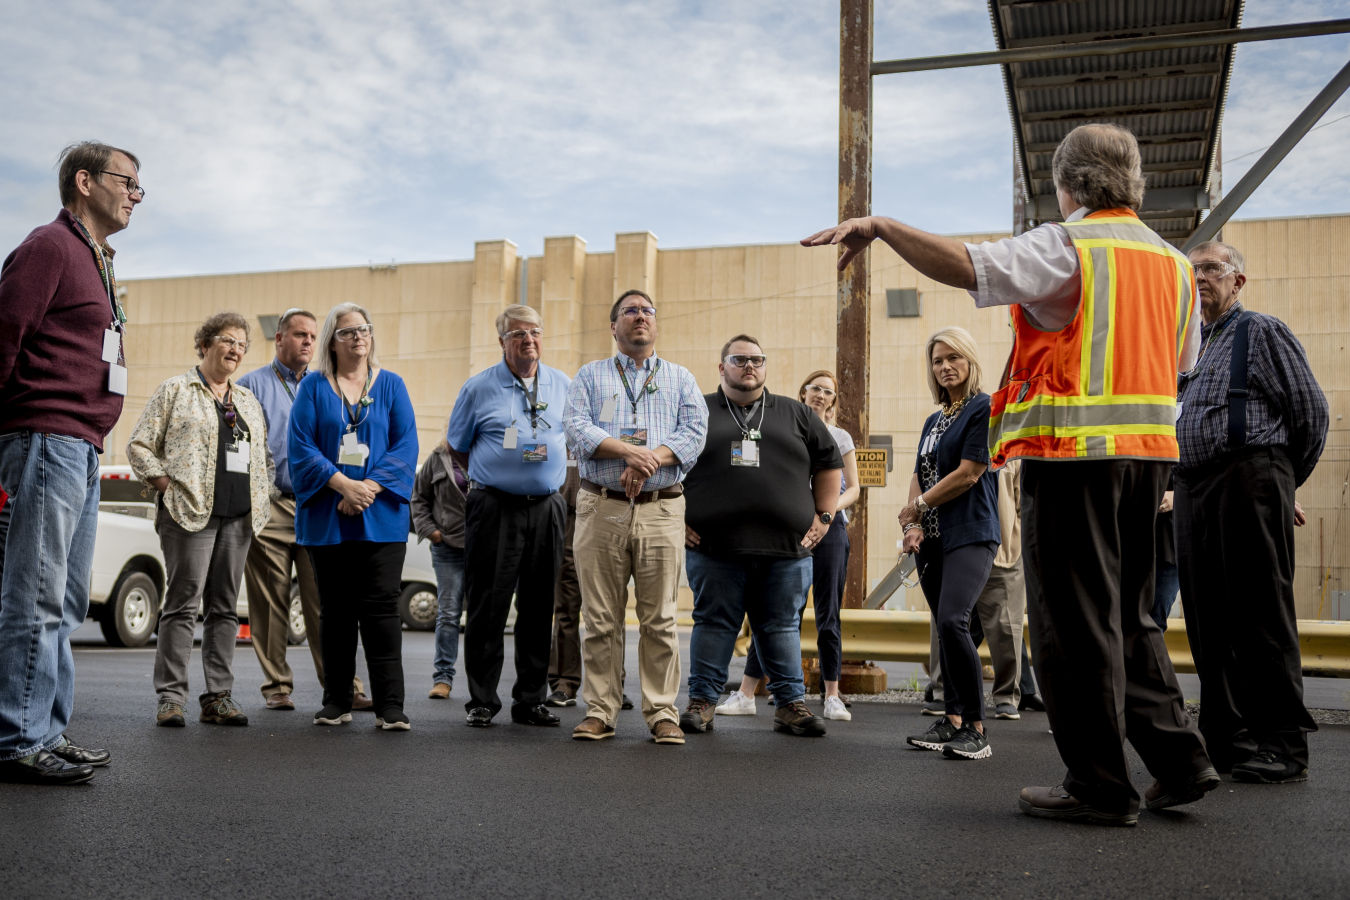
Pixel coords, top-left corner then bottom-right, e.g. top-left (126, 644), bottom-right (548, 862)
top-left (899, 327), bottom-right (1001, 760)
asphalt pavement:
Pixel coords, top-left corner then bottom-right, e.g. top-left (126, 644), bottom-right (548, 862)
top-left (1, 623), bottom-right (1346, 900)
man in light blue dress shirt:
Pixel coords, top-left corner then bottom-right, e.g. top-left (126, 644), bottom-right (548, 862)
top-left (237, 309), bottom-right (368, 711)
top-left (447, 304), bottom-right (572, 728)
top-left (562, 289), bottom-right (707, 743)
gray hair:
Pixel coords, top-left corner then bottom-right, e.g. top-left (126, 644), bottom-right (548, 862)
top-left (1188, 240), bottom-right (1245, 274)
top-left (314, 302), bottom-right (379, 378)
top-left (193, 311), bottom-right (249, 360)
top-left (1051, 123), bottom-right (1147, 212)
top-left (496, 304), bottom-right (542, 336)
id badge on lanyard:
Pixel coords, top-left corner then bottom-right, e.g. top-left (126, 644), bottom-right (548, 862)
top-left (226, 439), bottom-right (251, 473)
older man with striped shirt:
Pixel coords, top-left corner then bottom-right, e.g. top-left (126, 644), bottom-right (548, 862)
top-left (562, 289), bottom-right (707, 744)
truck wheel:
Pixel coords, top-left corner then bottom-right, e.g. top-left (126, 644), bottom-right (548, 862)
top-left (287, 583), bottom-right (307, 645)
top-left (99, 572), bottom-right (160, 647)
top-left (398, 583), bottom-right (438, 631)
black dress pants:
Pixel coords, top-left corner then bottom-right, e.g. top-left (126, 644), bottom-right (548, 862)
top-left (308, 541), bottom-right (407, 714)
top-left (918, 539), bottom-right (998, 722)
top-left (463, 488), bottom-right (566, 715)
top-left (1175, 446), bottom-right (1316, 768)
top-left (1022, 459), bottom-right (1210, 814)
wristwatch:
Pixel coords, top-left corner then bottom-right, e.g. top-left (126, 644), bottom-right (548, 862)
top-left (913, 493), bottom-right (930, 514)
top-left (818, 511), bottom-right (833, 525)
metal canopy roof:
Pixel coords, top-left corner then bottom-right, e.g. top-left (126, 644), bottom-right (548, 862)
top-left (992, 0), bottom-right (1244, 243)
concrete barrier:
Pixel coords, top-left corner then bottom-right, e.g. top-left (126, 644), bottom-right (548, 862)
top-left (800, 609), bottom-right (1350, 677)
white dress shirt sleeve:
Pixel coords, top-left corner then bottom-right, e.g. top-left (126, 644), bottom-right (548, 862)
top-left (964, 222), bottom-right (1082, 332)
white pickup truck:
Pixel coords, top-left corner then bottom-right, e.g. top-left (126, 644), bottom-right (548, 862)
top-left (91, 466), bottom-right (439, 646)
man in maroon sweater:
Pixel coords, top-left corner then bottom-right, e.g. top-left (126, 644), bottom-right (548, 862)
top-left (0, 141), bottom-right (142, 785)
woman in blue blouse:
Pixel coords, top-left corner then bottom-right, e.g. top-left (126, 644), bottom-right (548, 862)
top-left (898, 326), bottom-right (1000, 761)
top-left (289, 302), bottom-right (419, 731)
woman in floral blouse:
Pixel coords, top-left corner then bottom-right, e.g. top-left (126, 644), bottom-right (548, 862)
top-left (127, 311), bottom-right (273, 730)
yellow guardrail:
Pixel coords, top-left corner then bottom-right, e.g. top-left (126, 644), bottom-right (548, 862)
top-left (800, 609), bottom-right (1350, 677)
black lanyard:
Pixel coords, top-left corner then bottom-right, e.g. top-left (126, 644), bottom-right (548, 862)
top-left (1181, 304), bottom-right (1242, 384)
top-left (512, 370), bottom-right (547, 434)
top-left (615, 357), bottom-right (660, 424)
top-left (197, 368), bottom-right (243, 443)
top-left (726, 392), bottom-right (765, 439)
top-left (341, 368), bottom-right (372, 431)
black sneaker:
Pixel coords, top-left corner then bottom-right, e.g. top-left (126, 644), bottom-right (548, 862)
top-left (545, 690), bottom-right (576, 708)
top-left (313, 704), bottom-right (352, 726)
top-left (1231, 749), bottom-right (1309, 784)
top-left (907, 716), bottom-right (958, 750)
top-left (375, 709), bottom-right (411, 731)
top-left (773, 701), bottom-right (827, 737)
top-left (466, 707), bottom-right (494, 727)
top-left (679, 698), bottom-right (716, 733)
top-left (921, 701), bottom-right (946, 716)
top-left (621, 694), bottom-right (635, 710)
top-left (942, 724), bottom-right (992, 760)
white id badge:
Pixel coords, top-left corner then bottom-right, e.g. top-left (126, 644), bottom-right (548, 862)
top-left (108, 363), bottom-right (128, 395)
top-left (731, 440), bottom-right (760, 467)
top-left (102, 329), bottom-right (120, 363)
top-left (599, 397), bottom-right (618, 423)
top-left (226, 440), bottom-right (250, 473)
top-left (503, 427), bottom-right (519, 450)
top-left (1175, 402), bottom-right (1184, 422)
top-left (338, 431), bottom-right (365, 466)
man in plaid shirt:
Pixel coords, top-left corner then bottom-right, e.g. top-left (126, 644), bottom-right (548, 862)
top-left (562, 290), bottom-right (707, 744)
top-left (1175, 239), bottom-right (1328, 785)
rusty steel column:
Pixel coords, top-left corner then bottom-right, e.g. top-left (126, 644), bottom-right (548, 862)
top-left (837, 0), bottom-right (872, 613)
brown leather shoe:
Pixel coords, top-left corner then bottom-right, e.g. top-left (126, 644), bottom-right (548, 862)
top-left (428, 683), bottom-right (451, 700)
top-left (1018, 785), bottom-right (1137, 826)
top-left (651, 720), bottom-right (685, 745)
top-left (351, 691), bottom-right (374, 711)
top-left (265, 693), bottom-right (295, 711)
top-left (572, 717), bottom-right (615, 741)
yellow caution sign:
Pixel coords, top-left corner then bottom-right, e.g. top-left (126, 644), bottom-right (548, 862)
top-left (855, 448), bottom-right (889, 487)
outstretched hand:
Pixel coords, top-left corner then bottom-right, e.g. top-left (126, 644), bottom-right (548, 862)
top-left (801, 217), bottom-right (877, 271)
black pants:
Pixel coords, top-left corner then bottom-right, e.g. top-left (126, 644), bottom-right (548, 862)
top-left (308, 541), bottom-right (406, 714)
top-left (1022, 459), bottom-right (1209, 814)
top-left (745, 519), bottom-right (849, 683)
top-left (917, 538), bottom-right (997, 722)
top-left (1175, 446), bottom-right (1316, 768)
top-left (463, 488), bottom-right (565, 715)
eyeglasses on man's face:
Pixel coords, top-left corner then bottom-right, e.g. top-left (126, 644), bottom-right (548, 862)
top-left (804, 384), bottom-right (836, 399)
top-left (212, 335), bottom-right (249, 353)
top-left (1192, 261), bottom-right (1236, 279)
top-left (335, 323), bottom-right (375, 342)
top-left (504, 328), bottom-right (543, 342)
top-left (619, 306), bottom-right (657, 319)
top-left (724, 354), bottom-right (767, 369)
top-left (99, 171), bottom-right (145, 199)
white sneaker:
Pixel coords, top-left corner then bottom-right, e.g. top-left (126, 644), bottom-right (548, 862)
top-left (715, 690), bottom-right (757, 716)
top-left (823, 696), bottom-right (852, 721)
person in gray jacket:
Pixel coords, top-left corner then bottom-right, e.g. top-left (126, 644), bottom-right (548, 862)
top-left (411, 434), bottom-right (468, 698)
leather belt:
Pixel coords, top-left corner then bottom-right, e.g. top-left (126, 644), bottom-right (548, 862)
top-left (580, 479), bottom-right (683, 505)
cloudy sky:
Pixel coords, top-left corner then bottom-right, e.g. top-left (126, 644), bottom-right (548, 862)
top-left (2, 0), bottom-right (1347, 279)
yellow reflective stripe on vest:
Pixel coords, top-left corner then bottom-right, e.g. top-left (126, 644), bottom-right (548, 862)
top-left (989, 393), bottom-right (1177, 439)
top-left (1078, 245), bottom-right (1117, 397)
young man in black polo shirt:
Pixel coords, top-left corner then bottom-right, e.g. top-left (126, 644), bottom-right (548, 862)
top-left (680, 335), bottom-right (843, 737)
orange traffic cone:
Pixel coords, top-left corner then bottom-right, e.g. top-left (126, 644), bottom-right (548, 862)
top-left (237, 624), bottom-right (251, 641)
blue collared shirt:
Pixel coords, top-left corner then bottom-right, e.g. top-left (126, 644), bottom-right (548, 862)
top-left (237, 358), bottom-right (306, 493)
top-left (563, 353), bottom-right (707, 491)
top-left (447, 359), bottom-right (571, 496)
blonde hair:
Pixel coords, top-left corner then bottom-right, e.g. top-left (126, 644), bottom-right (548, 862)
top-left (496, 304), bottom-right (543, 336)
top-left (1051, 123), bottom-right (1147, 212)
top-left (925, 326), bottom-right (982, 405)
top-left (315, 302), bottom-right (379, 378)
top-left (798, 369), bottom-right (839, 420)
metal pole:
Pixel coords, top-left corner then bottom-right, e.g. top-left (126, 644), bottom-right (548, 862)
top-left (837, 0), bottom-right (871, 612)
top-left (872, 19), bottom-right (1350, 76)
top-left (1184, 57), bottom-right (1350, 252)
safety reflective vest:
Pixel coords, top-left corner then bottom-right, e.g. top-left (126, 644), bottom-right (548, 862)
top-left (988, 208), bottom-right (1195, 466)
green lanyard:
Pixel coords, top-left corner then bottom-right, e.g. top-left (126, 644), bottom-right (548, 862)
top-left (271, 361), bottom-right (296, 402)
top-left (615, 357), bottom-right (660, 424)
top-left (70, 215), bottom-right (126, 328)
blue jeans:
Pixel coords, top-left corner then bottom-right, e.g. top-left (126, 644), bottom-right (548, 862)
top-left (430, 541), bottom-right (466, 686)
top-left (686, 550), bottom-right (812, 707)
top-left (0, 432), bottom-right (100, 760)
top-left (1151, 563), bottom-right (1180, 631)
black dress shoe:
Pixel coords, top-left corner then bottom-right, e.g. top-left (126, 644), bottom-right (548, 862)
top-left (621, 694), bottom-right (635, 711)
top-left (51, 737), bottom-right (111, 767)
top-left (510, 704), bottom-right (561, 726)
top-left (466, 707), bottom-right (494, 727)
top-left (1018, 693), bottom-right (1047, 712)
top-left (0, 749), bottom-right (95, 786)
top-left (1144, 766), bottom-right (1221, 811)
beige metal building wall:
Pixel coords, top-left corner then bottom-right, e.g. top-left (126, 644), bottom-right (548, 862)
top-left (109, 213), bottom-right (1349, 618)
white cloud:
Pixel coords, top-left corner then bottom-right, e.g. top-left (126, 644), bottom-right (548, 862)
top-left (0, 0), bottom-right (1345, 278)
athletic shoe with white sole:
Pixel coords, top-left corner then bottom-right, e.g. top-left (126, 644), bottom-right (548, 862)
top-left (823, 696), bottom-right (852, 721)
top-left (376, 710), bottom-right (411, 731)
top-left (942, 724), bottom-right (992, 760)
top-left (994, 702), bottom-right (1021, 720)
top-left (314, 705), bottom-right (352, 726)
top-left (715, 690), bottom-right (756, 716)
top-left (906, 716), bottom-right (958, 750)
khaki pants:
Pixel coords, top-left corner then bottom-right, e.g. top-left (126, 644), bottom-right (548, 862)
top-left (929, 561), bottom-right (1025, 707)
top-left (574, 489), bottom-right (683, 729)
top-left (243, 496), bottom-right (364, 698)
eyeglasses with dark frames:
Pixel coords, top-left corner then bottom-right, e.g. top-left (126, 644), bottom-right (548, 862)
top-left (99, 171), bottom-right (145, 199)
top-left (724, 354), bottom-right (767, 369)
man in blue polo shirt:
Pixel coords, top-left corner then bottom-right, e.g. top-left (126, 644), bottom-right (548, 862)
top-left (447, 304), bottom-right (571, 728)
